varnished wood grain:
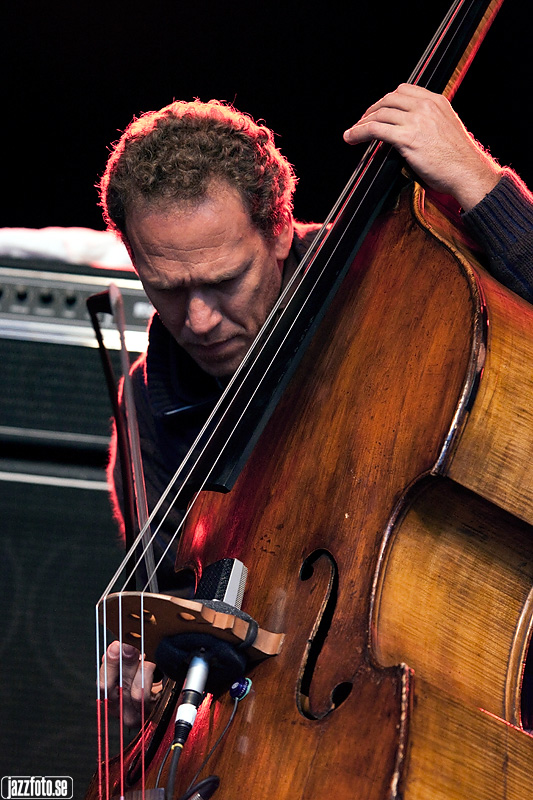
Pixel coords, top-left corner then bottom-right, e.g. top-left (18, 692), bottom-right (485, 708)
top-left (414, 186), bottom-right (533, 525)
top-left (94, 182), bottom-right (533, 799)
top-left (372, 477), bottom-right (533, 725)
top-left (402, 677), bottom-right (533, 800)
top-left (448, 276), bottom-right (533, 523)
top-left (159, 186), bottom-right (479, 799)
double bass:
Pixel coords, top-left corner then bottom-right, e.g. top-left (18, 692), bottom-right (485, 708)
top-left (87, 1), bottom-right (533, 797)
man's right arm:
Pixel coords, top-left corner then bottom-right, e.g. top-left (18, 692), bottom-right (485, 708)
top-left (343, 83), bottom-right (533, 303)
top-left (462, 169), bottom-right (533, 304)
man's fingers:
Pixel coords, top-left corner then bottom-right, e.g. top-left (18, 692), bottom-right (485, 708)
top-left (99, 641), bottom-right (159, 727)
top-left (360, 85), bottom-right (419, 119)
top-left (343, 85), bottom-right (445, 145)
top-left (99, 641), bottom-right (140, 697)
top-left (343, 107), bottom-right (413, 147)
top-left (129, 659), bottom-right (158, 706)
top-left (120, 657), bottom-right (157, 728)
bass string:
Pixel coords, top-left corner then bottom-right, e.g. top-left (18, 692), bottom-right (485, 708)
top-left (96, 0), bottom-right (475, 603)
top-left (95, 599), bottom-right (147, 800)
top-left (107, 0), bottom-right (482, 600)
top-left (93, 181), bottom-right (361, 796)
top-left (97, 220), bottom-right (331, 600)
top-left (102, 134), bottom-right (412, 598)
top-left (407, 0), bottom-right (463, 86)
top-left (97, 0), bottom-right (484, 603)
top-left (96, 596), bottom-right (111, 800)
top-left (94, 142), bottom-right (408, 784)
top-left (95, 3), bottom-right (487, 791)
top-left (102, 152), bottom-right (379, 600)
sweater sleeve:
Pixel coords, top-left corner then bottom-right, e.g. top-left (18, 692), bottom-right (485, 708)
top-left (462, 169), bottom-right (533, 303)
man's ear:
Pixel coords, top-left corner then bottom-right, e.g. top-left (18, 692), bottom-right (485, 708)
top-left (274, 214), bottom-right (294, 264)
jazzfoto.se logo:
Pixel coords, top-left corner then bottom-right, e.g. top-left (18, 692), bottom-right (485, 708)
top-left (1, 778), bottom-right (73, 799)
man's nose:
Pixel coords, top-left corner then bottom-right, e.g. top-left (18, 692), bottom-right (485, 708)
top-left (185, 290), bottom-right (222, 335)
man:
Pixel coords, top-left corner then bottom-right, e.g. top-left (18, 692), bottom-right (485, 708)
top-left (99, 84), bottom-right (533, 725)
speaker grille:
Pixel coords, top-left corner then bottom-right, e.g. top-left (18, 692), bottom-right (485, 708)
top-left (1, 256), bottom-right (150, 450)
top-left (0, 467), bottom-right (125, 789)
top-left (1, 338), bottom-right (118, 447)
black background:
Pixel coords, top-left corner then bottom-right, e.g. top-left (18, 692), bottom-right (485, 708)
top-left (2, 0), bottom-right (531, 232)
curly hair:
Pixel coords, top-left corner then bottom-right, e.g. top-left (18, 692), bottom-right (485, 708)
top-left (99, 99), bottom-right (297, 241)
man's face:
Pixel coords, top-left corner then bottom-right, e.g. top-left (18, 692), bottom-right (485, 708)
top-left (126, 182), bottom-right (293, 377)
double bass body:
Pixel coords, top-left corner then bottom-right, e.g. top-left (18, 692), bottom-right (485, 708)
top-left (166, 183), bottom-right (533, 798)
top-left (92, 180), bottom-right (533, 799)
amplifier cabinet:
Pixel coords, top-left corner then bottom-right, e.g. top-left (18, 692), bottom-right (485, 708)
top-left (0, 257), bottom-right (147, 791)
top-left (0, 257), bottom-right (151, 453)
top-left (0, 462), bottom-right (126, 790)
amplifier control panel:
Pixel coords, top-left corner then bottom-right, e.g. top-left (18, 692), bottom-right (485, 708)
top-left (0, 257), bottom-right (152, 351)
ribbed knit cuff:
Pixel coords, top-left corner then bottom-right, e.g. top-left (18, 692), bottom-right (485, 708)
top-left (462, 168), bottom-right (533, 302)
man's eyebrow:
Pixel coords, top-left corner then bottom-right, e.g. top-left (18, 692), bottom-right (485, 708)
top-left (211, 258), bottom-right (252, 283)
top-left (146, 257), bottom-right (253, 291)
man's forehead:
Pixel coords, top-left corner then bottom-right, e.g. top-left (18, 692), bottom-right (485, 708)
top-left (127, 201), bottom-right (254, 254)
top-left (124, 187), bottom-right (268, 287)
top-left (128, 178), bottom-right (251, 226)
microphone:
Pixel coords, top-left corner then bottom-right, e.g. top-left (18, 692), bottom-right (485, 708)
top-left (166, 650), bottom-right (219, 799)
top-left (157, 558), bottom-right (252, 695)
top-left (195, 558), bottom-right (248, 607)
top-left (173, 653), bottom-right (210, 746)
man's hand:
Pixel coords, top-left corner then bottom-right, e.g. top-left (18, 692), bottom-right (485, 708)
top-left (99, 640), bottom-right (159, 728)
top-left (343, 84), bottom-right (502, 212)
